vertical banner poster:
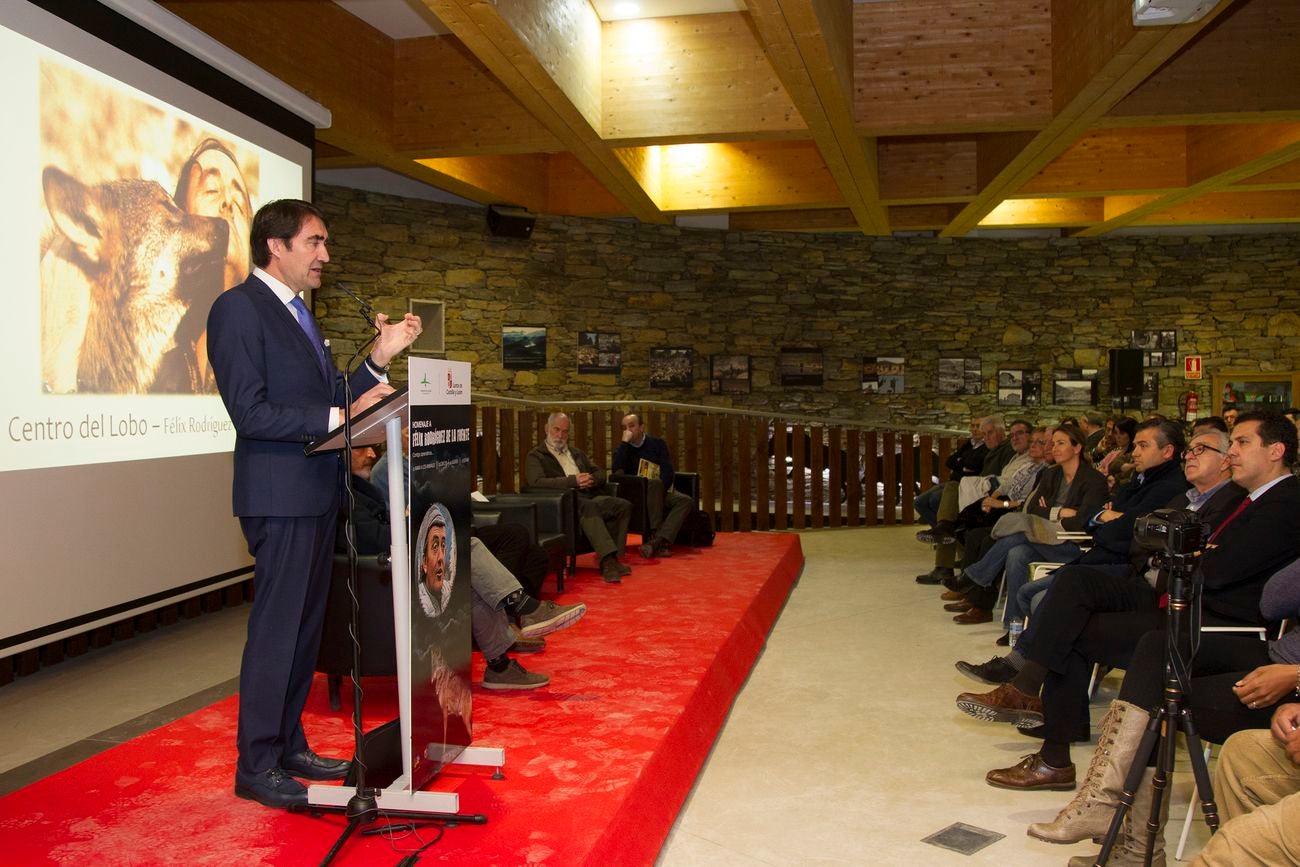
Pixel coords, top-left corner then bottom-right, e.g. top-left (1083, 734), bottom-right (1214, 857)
top-left (406, 358), bottom-right (473, 789)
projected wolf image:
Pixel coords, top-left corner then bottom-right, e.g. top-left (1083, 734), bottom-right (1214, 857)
top-left (38, 59), bottom-right (259, 394)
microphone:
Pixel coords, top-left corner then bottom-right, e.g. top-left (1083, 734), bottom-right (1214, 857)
top-left (337, 281), bottom-right (377, 324)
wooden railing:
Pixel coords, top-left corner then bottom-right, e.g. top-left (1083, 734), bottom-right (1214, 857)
top-left (471, 396), bottom-right (963, 530)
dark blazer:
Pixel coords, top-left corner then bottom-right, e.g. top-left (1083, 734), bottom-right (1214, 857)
top-left (1026, 463), bottom-right (1109, 533)
top-left (1124, 480), bottom-right (1246, 583)
top-left (1085, 458), bottom-right (1191, 561)
top-left (1200, 474), bottom-right (1300, 625)
top-left (207, 274), bottom-right (378, 517)
top-left (524, 442), bottom-right (606, 496)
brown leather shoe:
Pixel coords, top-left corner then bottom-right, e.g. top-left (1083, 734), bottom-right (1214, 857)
top-left (986, 754), bottom-right (1076, 791)
top-left (953, 607), bottom-right (992, 624)
top-left (943, 600), bottom-right (972, 612)
top-left (955, 683), bottom-right (1044, 726)
top-left (939, 589), bottom-right (965, 601)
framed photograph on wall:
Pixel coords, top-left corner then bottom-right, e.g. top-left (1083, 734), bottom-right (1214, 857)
top-left (709, 354), bottom-right (751, 394)
top-left (649, 346), bottom-right (694, 388)
top-left (577, 330), bottom-right (621, 374)
top-left (502, 325), bottom-right (547, 370)
top-left (408, 299), bottom-right (445, 355)
top-left (938, 357), bottom-right (981, 395)
top-left (866, 356), bottom-right (905, 394)
top-left (1052, 368), bottom-right (1099, 406)
top-left (781, 347), bottom-right (823, 387)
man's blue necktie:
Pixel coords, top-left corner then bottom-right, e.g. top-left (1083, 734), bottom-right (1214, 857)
top-left (289, 295), bottom-right (330, 376)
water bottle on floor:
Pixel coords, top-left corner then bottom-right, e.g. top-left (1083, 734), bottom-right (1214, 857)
top-left (1008, 620), bottom-right (1023, 650)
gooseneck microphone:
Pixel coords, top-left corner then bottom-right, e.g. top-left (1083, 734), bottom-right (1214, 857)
top-left (336, 281), bottom-right (377, 326)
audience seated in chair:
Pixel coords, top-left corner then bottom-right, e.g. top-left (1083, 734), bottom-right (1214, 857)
top-left (336, 445), bottom-right (587, 691)
top-left (951, 414), bottom-right (1300, 847)
top-left (914, 415), bottom-right (1018, 585)
top-left (525, 411), bottom-right (632, 584)
top-left (946, 425), bottom-right (1108, 626)
top-left (612, 412), bottom-right (694, 560)
top-left (1191, 698), bottom-right (1300, 866)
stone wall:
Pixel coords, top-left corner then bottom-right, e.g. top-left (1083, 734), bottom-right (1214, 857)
top-left (313, 183), bottom-right (1300, 430)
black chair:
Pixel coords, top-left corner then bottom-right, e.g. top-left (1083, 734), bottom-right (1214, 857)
top-left (611, 471), bottom-right (700, 538)
top-left (472, 496), bottom-right (567, 593)
top-left (515, 481), bottom-right (622, 588)
top-left (316, 553), bottom-right (396, 711)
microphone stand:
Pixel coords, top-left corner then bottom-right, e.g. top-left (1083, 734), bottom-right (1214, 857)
top-left (303, 292), bottom-right (484, 867)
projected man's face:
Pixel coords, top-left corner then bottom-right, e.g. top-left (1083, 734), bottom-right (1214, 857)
top-left (270, 215), bottom-right (329, 295)
top-left (181, 147), bottom-right (251, 289)
top-left (423, 523), bottom-right (447, 594)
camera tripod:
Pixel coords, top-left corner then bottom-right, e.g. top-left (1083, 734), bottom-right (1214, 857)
top-left (1090, 548), bottom-right (1219, 866)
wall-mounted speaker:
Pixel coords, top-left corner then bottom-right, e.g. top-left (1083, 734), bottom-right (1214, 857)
top-left (487, 204), bottom-right (535, 239)
top-left (1108, 348), bottom-right (1143, 398)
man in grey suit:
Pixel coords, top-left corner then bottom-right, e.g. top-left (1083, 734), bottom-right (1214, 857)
top-left (525, 412), bottom-right (631, 584)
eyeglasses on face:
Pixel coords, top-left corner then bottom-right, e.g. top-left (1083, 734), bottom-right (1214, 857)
top-left (1183, 444), bottom-right (1224, 458)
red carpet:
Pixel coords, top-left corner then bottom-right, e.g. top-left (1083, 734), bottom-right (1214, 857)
top-left (0, 532), bottom-right (803, 866)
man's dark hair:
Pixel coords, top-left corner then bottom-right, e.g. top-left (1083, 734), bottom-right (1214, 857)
top-left (250, 199), bottom-right (326, 268)
top-left (1009, 418), bottom-right (1032, 433)
top-left (1194, 416), bottom-right (1229, 433)
top-left (1135, 418), bottom-right (1185, 457)
top-left (1235, 411), bottom-right (1298, 467)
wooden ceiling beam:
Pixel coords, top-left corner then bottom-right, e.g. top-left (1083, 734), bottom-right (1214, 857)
top-left (416, 154), bottom-right (550, 211)
top-left (746, 0), bottom-right (890, 235)
top-left (601, 13), bottom-right (805, 144)
top-left (422, 0), bottom-right (664, 221)
top-left (393, 36), bottom-right (562, 156)
top-left (877, 138), bottom-right (978, 204)
top-left (730, 208), bottom-right (858, 232)
top-left (162, 1), bottom-right (394, 158)
top-left (1075, 122), bottom-right (1300, 235)
top-left (980, 197), bottom-right (1105, 228)
top-left (889, 203), bottom-right (964, 231)
top-left (1233, 156), bottom-right (1300, 190)
top-left (1133, 189), bottom-right (1300, 224)
top-left (1019, 127), bottom-right (1188, 196)
top-left (647, 140), bottom-right (845, 213)
top-left (940, 0), bottom-right (1237, 237)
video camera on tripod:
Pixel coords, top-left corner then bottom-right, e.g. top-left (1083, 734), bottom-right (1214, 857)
top-left (1133, 507), bottom-right (1210, 558)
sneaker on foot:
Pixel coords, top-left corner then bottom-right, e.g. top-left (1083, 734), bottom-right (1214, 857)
top-left (518, 600), bottom-right (587, 638)
top-left (510, 635), bottom-right (546, 653)
top-left (482, 659), bottom-right (549, 690)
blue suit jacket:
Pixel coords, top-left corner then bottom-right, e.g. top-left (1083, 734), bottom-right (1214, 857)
top-left (207, 274), bottom-right (378, 517)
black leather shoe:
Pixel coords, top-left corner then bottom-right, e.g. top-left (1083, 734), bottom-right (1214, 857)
top-left (1018, 722), bottom-right (1092, 743)
top-left (283, 750), bottom-right (351, 781)
top-left (915, 568), bottom-right (953, 585)
top-left (235, 767), bottom-right (308, 808)
top-left (955, 656), bottom-right (1018, 685)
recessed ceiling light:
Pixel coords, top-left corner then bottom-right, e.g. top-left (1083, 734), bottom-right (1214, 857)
top-left (614, 2), bottom-right (641, 18)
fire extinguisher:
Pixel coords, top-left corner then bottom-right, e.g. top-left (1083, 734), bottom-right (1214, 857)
top-left (1180, 391), bottom-right (1199, 423)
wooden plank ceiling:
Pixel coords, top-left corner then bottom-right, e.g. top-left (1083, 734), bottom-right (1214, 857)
top-left (163, 0), bottom-right (1300, 235)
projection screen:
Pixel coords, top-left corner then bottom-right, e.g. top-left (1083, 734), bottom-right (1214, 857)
top-left (1, 0), bottom-right (317, 654)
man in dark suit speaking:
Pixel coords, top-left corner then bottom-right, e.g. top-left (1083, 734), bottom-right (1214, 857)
top-left (207, 199), bottom-right (421, 809)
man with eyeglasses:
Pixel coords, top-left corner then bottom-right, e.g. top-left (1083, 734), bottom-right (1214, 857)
top-left (953, 428), bottom-right (1244, 743)
top-left (958, 416), bottom-right (1300, 796)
